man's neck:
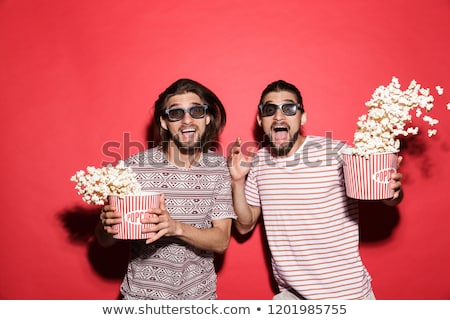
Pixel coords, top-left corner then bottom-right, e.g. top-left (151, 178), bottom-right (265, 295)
top-left (272, 134), bottom-right (307, 159)
top-left (165, 141), bottom-right (202, 168)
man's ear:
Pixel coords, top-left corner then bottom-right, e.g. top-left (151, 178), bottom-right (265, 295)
top-left (256, 114), bottom-right (262, 127)
top-left (301, 112), bottom-right (307, 125)
top-left (160, 116), bottom-right (168, 130)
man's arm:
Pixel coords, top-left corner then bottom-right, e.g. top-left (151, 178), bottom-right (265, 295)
top-left (228, 137), bottom-right (261, 234)
top-left (142, 195), bottom-right (234, 254)
top-left (231, 178), bottom-right (261, 234)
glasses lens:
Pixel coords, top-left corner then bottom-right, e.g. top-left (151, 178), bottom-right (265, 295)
top-left (260, 103), bottom-right (300, 117)
top-left (189, 106), bottom-right (207, 118)
top-left (261, 104), bottom-right (277, 116)
top-left (167, 108), bottom-right (185, 121)
top-left (281, 103), bottom-right (299, 116)
top-left (166, 105), bottom-right (208, 121)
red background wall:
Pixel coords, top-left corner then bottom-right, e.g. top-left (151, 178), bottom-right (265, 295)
top-left (1, 0), bottom-right (449, 300)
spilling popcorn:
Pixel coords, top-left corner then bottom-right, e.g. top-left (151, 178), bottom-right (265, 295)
top-left (70, 161), bottom-right (142, 205)
top-left (351, 76), bottom-right (447, 157)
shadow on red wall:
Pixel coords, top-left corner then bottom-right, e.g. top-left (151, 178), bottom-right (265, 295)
top-left (358, 202), bottom-right (400, 242)
top-left (58, 206), bottom-right (128, 299)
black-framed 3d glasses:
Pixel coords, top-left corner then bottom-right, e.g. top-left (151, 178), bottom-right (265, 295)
top-left (258, 103), bottom-right (303, 117)
top-left (164, 105), bottom-right (209, 122)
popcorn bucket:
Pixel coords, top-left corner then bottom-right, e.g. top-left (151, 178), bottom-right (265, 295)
top-left (108, 192), bottom-right (160, 240)
top-left (341, 151), bottom-right (398, 200)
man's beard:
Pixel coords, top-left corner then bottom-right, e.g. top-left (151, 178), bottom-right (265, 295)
top-left (268, 130), bottom-right (299, 157)
top-left (172, 133), bottom-right (206, 154)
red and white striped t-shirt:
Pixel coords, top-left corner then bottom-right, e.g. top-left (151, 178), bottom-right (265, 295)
top-left (245, 135), bottom-right (372, 299)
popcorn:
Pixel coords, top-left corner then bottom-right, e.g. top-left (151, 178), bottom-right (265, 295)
top-left (350, 76), bottom-right (448, 157)
top-left (70, 161), bottom-right (142, 205)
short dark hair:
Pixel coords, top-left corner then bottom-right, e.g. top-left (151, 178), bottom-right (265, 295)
top-left (259, 80), bottom-right (304, 111)
top-left (153, 78), bottom-right (226, 152)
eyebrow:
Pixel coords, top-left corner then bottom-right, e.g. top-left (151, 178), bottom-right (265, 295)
top-left (262, 99), bottom-right (297, 104)
top-left (167, 102), bottom-right (203, 109)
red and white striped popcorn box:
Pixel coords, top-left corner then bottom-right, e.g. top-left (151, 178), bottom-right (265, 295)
top-left (342, 151), bottom-right (398, 200)
top-left (109, 192), bottom-right (160, 240)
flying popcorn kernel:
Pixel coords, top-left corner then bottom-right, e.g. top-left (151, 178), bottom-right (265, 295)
top-left (350, 77), bottom-right (448, 157)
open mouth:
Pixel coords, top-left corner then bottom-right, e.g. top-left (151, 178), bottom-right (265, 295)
top-left (272, 126), bottom-right (288, 141)
top-left (273, 126), bottom-right (288, 132)
top-left (181, 128), bottom-right (196, 134)
top-left (180, 127), bottom-right (196, 139)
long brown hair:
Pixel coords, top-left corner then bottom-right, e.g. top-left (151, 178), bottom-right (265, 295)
top-left (153, 78), bottom-right (226, 152)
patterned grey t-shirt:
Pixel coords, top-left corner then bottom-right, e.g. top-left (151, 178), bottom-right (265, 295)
top-left (120, 147), bottom-right (236, 300)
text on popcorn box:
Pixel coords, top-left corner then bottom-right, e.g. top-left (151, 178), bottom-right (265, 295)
top-left (372, 167), bottom-right (396, 184)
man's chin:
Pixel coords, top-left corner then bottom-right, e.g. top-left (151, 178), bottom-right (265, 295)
top-left (177, 141), bottom-right (203, 154)
top-left (173, 134), bottom-right (206, 153)
top-left (179, 147), bottom-right (200, 154)
top-left (269, 142), bottom-right (293, 156)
